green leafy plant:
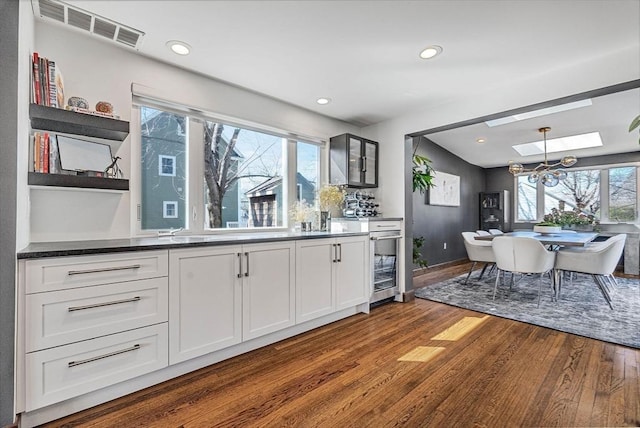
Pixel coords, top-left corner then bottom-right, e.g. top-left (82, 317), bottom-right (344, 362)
top-left (543, 208), bottom-right (598, 227)
top-left (412, 154), bottom-right (435, 194)
top-left (535, 221), bottom-right (560, 227)
top-left (412, 236), bottom-right (428, 269)
top-left (629, 114), bottom-right (640, 144)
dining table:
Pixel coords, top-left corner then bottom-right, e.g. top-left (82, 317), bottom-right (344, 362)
top-left (474, 230), bottom-right (599, 247)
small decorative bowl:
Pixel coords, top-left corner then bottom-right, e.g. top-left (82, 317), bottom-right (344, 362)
top-left (95, 101), bottom-right (113, 114)
top-left (533, 225), bottom-right (562, 235)
top-left (67, 96), bottom-right (89, 109)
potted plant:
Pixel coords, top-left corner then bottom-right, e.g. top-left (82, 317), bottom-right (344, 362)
top-left (317, 185), bottom-right (346, 231)
top-left (412, 153), bottom-right (434, 268)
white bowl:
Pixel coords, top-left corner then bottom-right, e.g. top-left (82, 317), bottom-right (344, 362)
top-left (533, 225), bottom-right (562, 235)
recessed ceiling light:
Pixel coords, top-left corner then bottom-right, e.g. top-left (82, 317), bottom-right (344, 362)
top-left (419, 45), bottom-right (443, 59)
top-left (167, 40), bottom-right (191, 56)
top-left (477, 138), bottom-right (486, 144)
top-left (316, 97), bottom-right (331, 105)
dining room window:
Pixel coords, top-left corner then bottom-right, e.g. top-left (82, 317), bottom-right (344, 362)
top-left (515, 163), bottom-right (639, 224)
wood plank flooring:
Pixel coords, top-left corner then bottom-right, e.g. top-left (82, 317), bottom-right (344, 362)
top-left (44, 262), bottom-right (640, 427)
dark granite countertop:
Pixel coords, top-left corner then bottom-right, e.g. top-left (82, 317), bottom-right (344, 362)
top-left (17, 231), bottom-right (369, 259)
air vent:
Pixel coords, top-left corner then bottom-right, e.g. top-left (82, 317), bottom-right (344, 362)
top-left (32, 0), bottom-right (145, 50)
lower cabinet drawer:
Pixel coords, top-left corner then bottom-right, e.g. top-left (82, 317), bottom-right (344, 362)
top-left (25, 277), bottom-right (168, 352)
top-left (25, 323), bottom-right (168, 411)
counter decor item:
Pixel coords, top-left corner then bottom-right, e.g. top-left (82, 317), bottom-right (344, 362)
top-left (318, 185), bottom-right (346, 230)
top-left (290, 200), bottom-right (314, 231)
top-left (95, 101), bottom-right (114, 114)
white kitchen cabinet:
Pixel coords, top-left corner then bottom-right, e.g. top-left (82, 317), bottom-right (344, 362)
top-left (168, 245), bottom-right (243, 364)
top-left (19, 250), bottom-right (169, 412)
top-left (335, 236), bottom-right (369, 309)
top-left (168, 240), bottom-right (295, 362)
top-left (241, 241), bottom-right (296, 341)
top-left (296, 235), bottom-right (369, 322)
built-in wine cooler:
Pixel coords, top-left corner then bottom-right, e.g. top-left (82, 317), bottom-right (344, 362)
top-left (370, 225), bottom-right (402, 303)
top-left (331, 218), bottom-right (403, 305)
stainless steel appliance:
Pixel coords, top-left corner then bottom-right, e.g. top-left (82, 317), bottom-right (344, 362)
top-left (331, 218), bottom-right (403, 304)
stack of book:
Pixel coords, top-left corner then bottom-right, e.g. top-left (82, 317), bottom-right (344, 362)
top-left (32, 132), bottom-right (59, 174)
top-left (31, 52), bottom-right (64, 108)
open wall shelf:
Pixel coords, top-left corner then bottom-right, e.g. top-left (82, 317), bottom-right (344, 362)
top-left (29, 104), bottom-right (129, 141)
top-left (28, 172), bottom-right (129, 191)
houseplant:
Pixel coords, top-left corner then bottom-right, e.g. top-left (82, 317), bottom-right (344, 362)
top-left (543, 208), bottom-right (598, 230)
top-left (412, 153), bottom-right (435, 268)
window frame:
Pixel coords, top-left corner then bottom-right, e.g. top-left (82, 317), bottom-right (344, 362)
top-left (131, 98), bottom-right (328, 236)
top-left (514, 161), bottom-right (640, 224)
top-left (158, 155), bottom-right (177, 177)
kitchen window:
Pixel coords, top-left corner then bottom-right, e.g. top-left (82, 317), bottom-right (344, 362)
top-left (135, 103), bottom-right (324, 233)
top-left (515, 163), bottom-right (639, 224)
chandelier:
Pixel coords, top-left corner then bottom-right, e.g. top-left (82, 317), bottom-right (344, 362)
top-left (508, 127), bottom-right (577, 187)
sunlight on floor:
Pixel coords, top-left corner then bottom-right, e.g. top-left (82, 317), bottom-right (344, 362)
top-left (398, 346), bottom-right (446, 362)
top-left (430, 315), bottom-right (489, 341)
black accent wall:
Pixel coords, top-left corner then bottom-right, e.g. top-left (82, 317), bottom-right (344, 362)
top-left (412, 136), bottom-right (485, 266)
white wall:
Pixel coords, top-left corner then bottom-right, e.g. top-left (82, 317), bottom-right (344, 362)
top-left (28, 20), bottom-right (359, 242)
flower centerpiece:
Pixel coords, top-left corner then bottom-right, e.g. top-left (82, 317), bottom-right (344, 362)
top-left (543, 208), bottom-right (599, 231)
top-left (317, 185), bottom-right (346, 231)
top-left (290, 200), bottom-right (314, 231)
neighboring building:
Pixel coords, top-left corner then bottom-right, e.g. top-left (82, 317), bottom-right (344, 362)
top-left (245, 173), bottom-right (316, 227)
top-left (141, 109), bottom-right (243, 229)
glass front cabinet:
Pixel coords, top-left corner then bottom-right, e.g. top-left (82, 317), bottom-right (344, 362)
top-left (329, 133), bottom-right (378, 188)
top-left (479, 190), bottom-right (510, 232)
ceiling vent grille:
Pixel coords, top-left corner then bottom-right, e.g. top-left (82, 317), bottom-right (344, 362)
top-left (32, 0), bottom-right (145, 50)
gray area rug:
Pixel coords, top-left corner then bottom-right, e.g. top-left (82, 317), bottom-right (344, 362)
top-left (414, 271), bottom-right (640, 349)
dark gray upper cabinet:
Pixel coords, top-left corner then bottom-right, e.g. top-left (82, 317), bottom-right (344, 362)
top-left (329, 133), bottom-right (378, 188)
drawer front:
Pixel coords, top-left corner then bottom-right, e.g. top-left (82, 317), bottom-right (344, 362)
top-left (25, 250), bottom-right (169, 294)
top-left (25, 323), bottom-right (168, 411)
top-left (26, 277), bottom-right (169, 352)
top-left (368, 220), bottom-right (402, 232)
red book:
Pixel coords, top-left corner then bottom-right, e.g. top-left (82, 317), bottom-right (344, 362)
top-left (32, 52), bottom-right (41, 105)
top-left (43, 133), bottom-right (50, 173)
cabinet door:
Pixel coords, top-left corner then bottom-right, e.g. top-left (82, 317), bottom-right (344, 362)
top-left (348, 136), bottom-right (363, 186)
top-left (242, 241), bottom-right (295, 340)
top-left (335, 236), bottom-right (369, 309)
top-left (295, 239), bottom-right (334, 323)
top-left (363, 139), bottom-right (378, 187)
top-left (169, 246), bottom-right (242, 364)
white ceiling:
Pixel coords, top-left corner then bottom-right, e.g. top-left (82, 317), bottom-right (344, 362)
top-left (52, 0), bottom-right (640, 167)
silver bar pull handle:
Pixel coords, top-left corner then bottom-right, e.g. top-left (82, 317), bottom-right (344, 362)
top-left (68, 344), bottom-right (141, 368)
top-left (68, 296), bottom-right (141, 312)
top-left (362, 156), bottom-right (367, 172)
top-left (244, 252), bottom-right (250, 277)
top-left (237, 253), bottom-right (243, 278)
top-left (371, 235), bottom-right (403, 241)
top-left (68, 264), bottom-right (141, 276)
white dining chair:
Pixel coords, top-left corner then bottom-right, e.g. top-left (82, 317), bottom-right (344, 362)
top-left (554, 234), bottom-right (626, 309)
top-left (461, 232), bottom-right (495, 284)
top-left (491, 236), bottom-right (556, 307)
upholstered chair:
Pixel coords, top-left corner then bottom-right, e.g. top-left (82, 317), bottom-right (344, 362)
top-left (461, 232), bottom-right (495, 284)
top-left (491, 236), bottom-right (556, 307)
top-left (554, 234), bottom-right (626, 309)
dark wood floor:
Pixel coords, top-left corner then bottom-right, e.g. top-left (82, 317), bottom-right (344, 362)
top-left (45, 262), bottom-right (640, 427)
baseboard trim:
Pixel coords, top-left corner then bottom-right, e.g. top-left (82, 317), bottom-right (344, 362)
top-left (413, 258), bottom-right (468, 277)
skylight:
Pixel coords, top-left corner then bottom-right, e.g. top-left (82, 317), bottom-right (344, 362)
top-left (512, 131), bottom-right (603, 156)
top-left (485, 99), bottom-right (593, 127)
